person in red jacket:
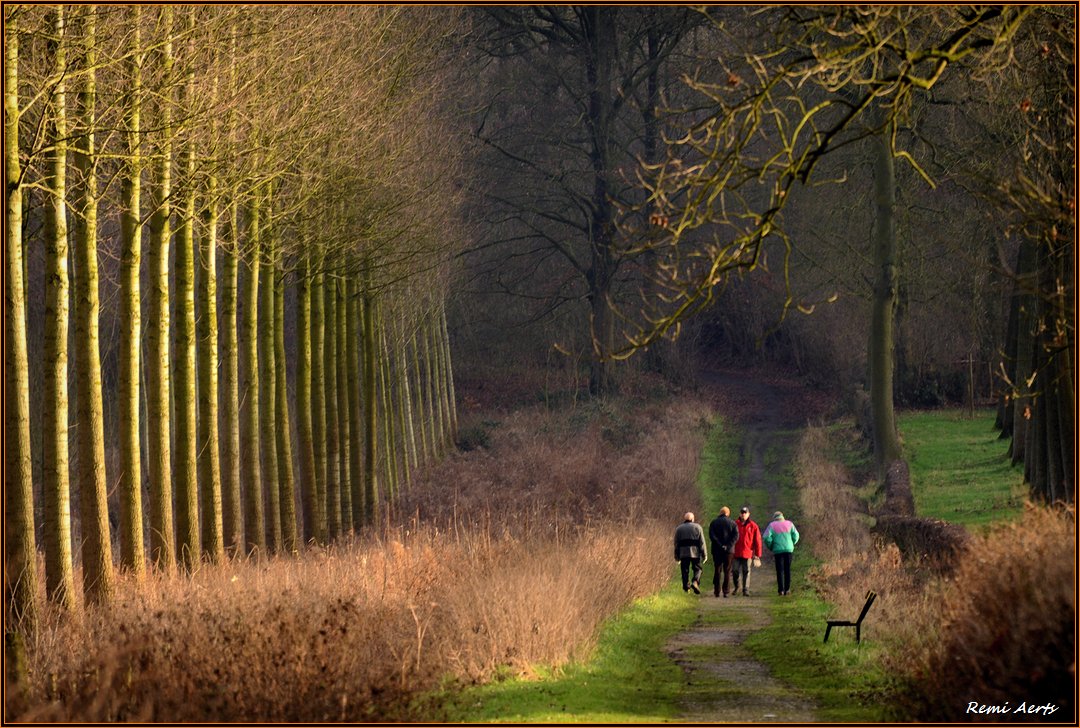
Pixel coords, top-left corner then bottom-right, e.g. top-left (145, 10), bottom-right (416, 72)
top-left (732, 506), bottom-right (762, 596)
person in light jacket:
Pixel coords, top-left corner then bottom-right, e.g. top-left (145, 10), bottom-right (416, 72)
top-left (762, 510), bottom-right (800, 596)
top-left (733, 506), bottom-right (762, 596)
top-left (674, 512), bottom-right (707, 594)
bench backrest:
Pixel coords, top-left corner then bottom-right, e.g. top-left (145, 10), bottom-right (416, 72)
top-left (856, 591), bottom-right (877, 623)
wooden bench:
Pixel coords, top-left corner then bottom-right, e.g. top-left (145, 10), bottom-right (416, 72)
top-left (824, 590), bottom-right (876, 643)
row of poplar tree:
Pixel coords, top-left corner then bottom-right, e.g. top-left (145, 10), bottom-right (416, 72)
top-left (5, 6), bottom-right (465, 623)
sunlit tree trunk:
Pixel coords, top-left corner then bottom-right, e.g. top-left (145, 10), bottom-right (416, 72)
top-left (173, 9), bottom-right (200, 567)
top-left (295, 252), bottom-right (318, 543)
top-left (71, 6), bottom-right (114, 601)
top-left (145, 6), bottom-right (175, 570)
top-left (439, 304), bottom-right (458, 444)
top-left (423, 309), bottom-right (443, 457)
top-left (311, 258), bottom-right (329, 538)
top-left (241, 193), bottom-right (265, 554)
top-left (118, 6), bottom-right (146, 577)
top-left (5, 9), bottom-right (39, 625)
top-left (410, 322), bottom-right (431, 465)
top-left (324, 273), bottom-right (342, 539)
top-left (259, 189), bottom-right (282, 553)
top-left (378, 305), bottom-right (400, 500)
top-left (219, 26), bottom-right (242, 554)
top-left (395, 316), bottom-right (417, 488)
top-left (42, 6), bottom-right (76, 608)
top-left (868, 125), bottom-right (902, 473)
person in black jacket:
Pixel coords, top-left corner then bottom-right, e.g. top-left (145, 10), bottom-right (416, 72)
top-left (673, 512), bottom-right (707, 594)
top-left (708, 507), bottom-right (739, 597)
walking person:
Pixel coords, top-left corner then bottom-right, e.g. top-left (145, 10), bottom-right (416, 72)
top-left (708, 507), bottom-right (739, 597)
top-left (673, 512), bottom-right (707, 594)
top-left (762, 510), bottom-right (800, 596)
top-left (732, 506), bottom-right (762, 596)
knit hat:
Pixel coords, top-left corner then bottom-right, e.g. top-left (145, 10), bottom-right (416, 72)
top-left (773, 511), bottom-right (784, 520)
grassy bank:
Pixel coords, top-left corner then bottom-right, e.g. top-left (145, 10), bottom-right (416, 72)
top-left (900, 408), bottom-right (1026, 528)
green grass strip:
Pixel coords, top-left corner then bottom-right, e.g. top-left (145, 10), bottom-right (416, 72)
top-left (900, 408), bottom-right (1026, 529)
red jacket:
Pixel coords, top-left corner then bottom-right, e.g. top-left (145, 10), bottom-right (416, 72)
top-left (734, 516), bottom-right (762, 559)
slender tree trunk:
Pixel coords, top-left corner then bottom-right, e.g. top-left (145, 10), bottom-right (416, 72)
top-left (275, 257), bottom-right (299, 553)
top-left (324, 274), bottom-right (342, 539)
top-left (174, 11), bottom-right (200, 567)
top-left (311, 259), bottom-right (329, 540)
top-left (197, 45), bottom-right (223, 564)
top-left (241, 194), bottom-right (265, 554)
top-left (427, 311), bottom-right (447, 456)
top-left (198, 156), bottom-right (224, 563)
top-left (42, 6), bottom-right (76, 608)
top-left (346, 278), bottom-right (365, 528)
top-left (336, 278), bottom-right (353, 532)
top-left (395, 316), bottom-right (417, 487)
top-left (440, 304), bottom-right (458, 443)
top-left (5, 9), bottom-right (39, 624)
top-left (219, 26), bottom-right (242, 554)
top-left (259, 191), bottom-right (282, 553)
top-left (72, 7), bottom-right (114, 602)
top-left (868, 125), bottom-right (903, 473)
top-left (146, 6), bottom-right (175, 570)
top-left (378, 305), bottom-right (400, 500)
top-left (410, 322), bottom-right (431, 465)
top-left (361, 272), bottom-right (380, 523)
top-left (295, 253), bottom-right (318, 543)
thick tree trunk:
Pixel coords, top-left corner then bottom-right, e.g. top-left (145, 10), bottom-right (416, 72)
top-left (146, 7), bottom-right (175, 570)
top-left (118, 7), bottom-right (146, 577)
top-left (72, 7), bottom-right (114, 601)
top-left (868, 126), bottom-right (903, 473)
top-left (42, 6), bottom-right (76, 608)
top-left (1008, 240), bottom-right (1037, 465)
top-left (5, 11), bottom-right (39, 624)
top-left (198, 175), bottom-right (224, 563)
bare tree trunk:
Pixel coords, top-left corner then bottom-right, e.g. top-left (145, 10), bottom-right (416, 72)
top-left (295, 253), bottom-right (318, 543)
top-left (146, 6), bottom-right (175, 570)
top-left (439, 304), bottom-right (459, 443)
top-left (241, 195), bottom-right (264, 554)
top-left (71, 6), bottom-right (114, 601)
top-left (198, 156), bottom-right (224, 564)
top-left (311, 258), bottom-right (329, 539)
top-left (346, 278), bottom-right (365, 528)
top-left (173, 10), bottom-right (200, 567)
top-left (336, 278), bottom-right (353, 532)
top-left (5, 9), bottom-right (39, 625)
top-left (324, 273), bottom-right (342, 539)
top-left (378, 305), bottom-right (400, 500)
top-left (259, 192), bottom-right (282, 553)
top-left (275, 256), bottom-right (299, 553)
top-left (42, 6), bottom-right (76, 608)
top-left (868, 126), bottom-right (902, 473)
top-left (361, 273), bottom-right (380, 523)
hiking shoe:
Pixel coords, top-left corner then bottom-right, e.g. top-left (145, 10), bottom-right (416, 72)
top-left (691, 582), bottom-right (701, 594)
top-left (743, 590), bottom-right (750, 596)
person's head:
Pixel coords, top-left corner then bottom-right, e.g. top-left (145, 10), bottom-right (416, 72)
top-left (683, 512), bottom-right (695, 523)
top-left (719, 506), bottom-right (730, 517)
top-left (740, 506), bottom-right (750, 520)
top-left (773, 511), bottom-right (784, 521)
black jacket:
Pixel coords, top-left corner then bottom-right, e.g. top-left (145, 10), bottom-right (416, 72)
top-left (708, 515), bottom-right (739, 552)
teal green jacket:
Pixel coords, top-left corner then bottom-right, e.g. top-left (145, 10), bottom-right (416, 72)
top-left (762, 519), bottom-right (799, 554)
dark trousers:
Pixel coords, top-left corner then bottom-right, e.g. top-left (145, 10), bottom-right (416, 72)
top-left (774, 552), bottom-right (793, 594)
top-left (712, 549), bottom-right (734, 595)
top-left (679, 557), bottom-right (702, 590)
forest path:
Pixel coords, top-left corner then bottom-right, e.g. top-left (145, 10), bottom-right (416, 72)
top-left (663, 367), bottom-right (829, 723)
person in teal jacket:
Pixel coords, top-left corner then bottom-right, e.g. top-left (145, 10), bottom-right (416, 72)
top-left (762, 511), bottom-right (799, 596)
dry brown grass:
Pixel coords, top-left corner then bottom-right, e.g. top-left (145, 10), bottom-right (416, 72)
top-left (7, 396), bottom-right (710, 723)
top-left (796, 425), bottom-right (1076, 721)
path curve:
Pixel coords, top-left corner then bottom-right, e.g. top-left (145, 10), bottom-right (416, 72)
top-left (664, 367), bottom-right (830, 723)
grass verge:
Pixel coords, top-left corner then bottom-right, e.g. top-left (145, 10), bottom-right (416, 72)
top-left (899, 408), bottom-right (1026, 529)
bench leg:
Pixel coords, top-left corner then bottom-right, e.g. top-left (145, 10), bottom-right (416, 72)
top-left (824, 625), bottom-right (832, 643)
top-left (855, 624), bottom-right (861, 643)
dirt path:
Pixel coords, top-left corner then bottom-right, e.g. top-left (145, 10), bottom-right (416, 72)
top-left (663, 367), bottom-right (828, 723)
